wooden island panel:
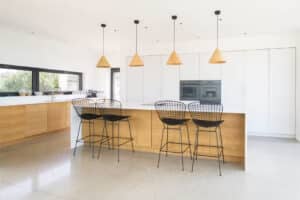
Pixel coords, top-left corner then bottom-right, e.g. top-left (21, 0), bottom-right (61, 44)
top-left (82, 108), bottom-right (246, 167)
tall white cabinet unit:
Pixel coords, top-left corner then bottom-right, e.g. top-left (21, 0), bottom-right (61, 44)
top-left (244, 50), bottom-right (270, 135)
top-left (125, 47), bottom-right (296, 137)
top-left (269, 48), bottom-right (296, 137)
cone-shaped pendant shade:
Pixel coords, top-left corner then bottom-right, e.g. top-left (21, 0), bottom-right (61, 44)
top-left (167, 51), bottom-right (182, 65)
top-left (209, 48), bottom-right (226, 64)
top-left (129, 53), bottom-right (144, 67)
top-left (97, 55), bottom-right (111, 68)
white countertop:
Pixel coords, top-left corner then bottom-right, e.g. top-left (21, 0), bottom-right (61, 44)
top-left (0, 94), bottom-right (86, 106)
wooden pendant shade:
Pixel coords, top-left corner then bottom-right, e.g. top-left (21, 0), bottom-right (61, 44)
top-left (209, 48), bottom-right (226, 64)
top-left (97, 55), bottom-right (111, 68)
top-left (167, 51), bottom-right (182, 65)
top-left (129, 53), bottom-right (144, 67)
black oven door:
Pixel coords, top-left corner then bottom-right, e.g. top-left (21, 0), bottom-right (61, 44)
top-left (180, 85), bottom-right (199, 100)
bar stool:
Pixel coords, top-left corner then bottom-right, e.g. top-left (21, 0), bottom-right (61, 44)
top-left (188, 102), bottom-right (224, 176)
top-left (72, 98), bottom-right (102, 158)
top-left (155, 100), bottom-right (192, 171)
top-left (97, 99), bottom-right (135, 162)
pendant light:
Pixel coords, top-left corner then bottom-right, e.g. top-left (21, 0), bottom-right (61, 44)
top-left (209, 10), bottom-right (226, 64)
top-left (167, 15), bottom-right (182, 65)
top-left (129, 20), bottom-right (144, 67)
top-left (96, 24), bottom-right (111, 68)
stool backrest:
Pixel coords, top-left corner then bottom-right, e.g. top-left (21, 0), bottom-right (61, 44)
top-left (188, 102), bottom-right (223, 121)
top-left (72, 98), bottom-right (96, 117)
top-left (96, 99), bottom-right (122, 116)
top-left (154, 100), bottom-right (186, 120)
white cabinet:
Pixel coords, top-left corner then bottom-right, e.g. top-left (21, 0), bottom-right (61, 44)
top-left (143, 56), bottom-right (162, 103)
top-left (221, 51), bottom-right (246, 112)
top-left (269, 48), bottom-right (296, 136)
top-left (245, 50), bottom-right (270, 134)
top-left (180, 54), bottom-right (199, 80)
top-left (161, 56), bottom-right (180, 100)
top-left (126, 57), bottom-right (144, 103)
top-left (199, 52), bottom-right (222, 80)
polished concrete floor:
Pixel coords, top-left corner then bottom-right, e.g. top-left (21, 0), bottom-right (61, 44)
top-left (0, 131), bottom-right (300, 200)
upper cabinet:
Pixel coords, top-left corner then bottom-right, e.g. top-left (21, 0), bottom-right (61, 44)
top-left (180, 54), bottom-right (199, 80)
top-left (143, 56), bottom-right (162, 103)
top-left (199, 52), bottom-right (222, 80)
top-left (269, 48), bottom-right (296, 136)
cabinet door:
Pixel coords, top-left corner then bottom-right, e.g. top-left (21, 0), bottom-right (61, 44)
top-left (143, 56), bottom-right (162, 103)
top-left (221, 51), bottom-right (245, 112)
top-left (47, 102), bottom-right (68, 132)
top-left (199, 52), bottom-right (222, 80)
top-left (161, 56), bottom-right (180, 100)
top-left (180, 54), bottom-right (199, 80)
top-left (25, 104), bottom-right (47, 137)
top-left (269, 48), bottom-right (296, 136)
top-left (126, 57), bottom-right (144, 103)
top-left (245, 50), bottom-right (269, 134)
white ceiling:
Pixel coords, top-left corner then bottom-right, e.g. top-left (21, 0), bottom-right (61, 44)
top-left (0, 0), bottom-right (299, 50)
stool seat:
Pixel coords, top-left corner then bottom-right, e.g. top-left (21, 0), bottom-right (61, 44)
top-left (161, 118), bottom-right (189, 126)
top-left (192, 119), bottom-right (224, 128)
top-left (102, 114), bottom-right (129, 122)
top-left (80, 113), bottom-right (102, 120)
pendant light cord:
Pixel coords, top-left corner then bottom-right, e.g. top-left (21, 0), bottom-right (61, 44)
top-left (216, 14), bottom-right (219, 48)
top-left (102, 26), bottom-right (105, 55)
top-left (173, 19), bottom-right (176, 51)
top-left (136, 23), bottom-right (138, 53)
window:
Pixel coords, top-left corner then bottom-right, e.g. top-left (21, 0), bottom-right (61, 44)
top-left (111, 68), bottom-right (120, 100)
top-left (0, 68), bottom-right (32, 93)
top-left (39, 72), bottom-right (80, 92)
top-left (0, 64), bottom-right (82, 96)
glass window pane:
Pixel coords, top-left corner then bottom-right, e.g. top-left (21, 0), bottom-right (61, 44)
top-left (0, 68), bottom-right (32, 92)
top-left (39, 72), bottom-right (80, 91)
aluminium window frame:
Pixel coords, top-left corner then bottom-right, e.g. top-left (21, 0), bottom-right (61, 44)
top-left (0, 64), bottom-right (83, 97)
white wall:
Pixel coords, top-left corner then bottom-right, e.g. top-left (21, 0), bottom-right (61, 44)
top-left (296, 35), bottom-right (300, 141)
top-left (0, 25), bottom-right (118, 92)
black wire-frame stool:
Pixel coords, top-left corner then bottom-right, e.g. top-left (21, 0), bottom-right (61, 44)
top-left (72, 98), bottom-right (102, 158)
top-left (188, 102), bottom-right (225, 176)
top-left (96, 99), bottom-right (135, 162)
top-left (155, 100), bottom-right (192, 171)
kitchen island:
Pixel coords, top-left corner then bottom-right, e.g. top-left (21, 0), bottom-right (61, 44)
top-left (71, 103), bottom-right (247, 170)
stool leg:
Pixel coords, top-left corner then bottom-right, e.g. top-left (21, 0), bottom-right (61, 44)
top-left (218, 126), bottom-right (225, 163)
top-left (179, 127), bottom-right (184, 171)
top-left (97, 120), bottom-right (107, 159)
top-left (117, 122), bottom-right (120, 162)
top-left (92, 120), bottom-right (95, 158)
top-left (157, 127), bottom-right (165, 168)
top-left (127, 119), bottom-right (135, 153)
top-left (191, 127), bottom-right (199, 172)
top-left (88, 120), bottom-right (92, 148)
top-left (73, 120), bottom-right (82, 157)
top-left (165, 126), bottom-right (169, 157)
top-left (215, 129), bottom-right (222, 176)
top-left (104, 121), bottom-right (111, 150)
top-left (111, 122), bottom-right (114, 150)
top-left (185, 123), bottom-right (193, 160)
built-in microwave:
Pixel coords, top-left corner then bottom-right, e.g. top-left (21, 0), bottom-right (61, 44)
top-left (180, 80), bottom-right (221, 104)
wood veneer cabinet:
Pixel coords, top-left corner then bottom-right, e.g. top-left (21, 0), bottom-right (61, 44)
top-left (0, 102), bottom-right (70, 145)
top-left (82, 109), bottom-right (246, 167)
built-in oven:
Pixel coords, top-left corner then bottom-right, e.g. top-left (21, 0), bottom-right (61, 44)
top-left (180, 80), bottom-right (221, 104)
